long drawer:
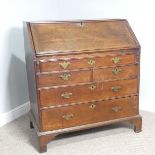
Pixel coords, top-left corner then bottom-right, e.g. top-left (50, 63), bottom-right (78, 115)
top-left (40, 96), bottom-right (138, 131)
top-left (37, 64), bottom-right (139, 87)
top-left (39, 79), bottom-right (138, 108)
top-left (37, 52), bottom-right (137, 72)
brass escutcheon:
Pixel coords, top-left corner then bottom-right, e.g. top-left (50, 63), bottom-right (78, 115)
top-left (60, 73), bottom-right (71, 80)
top-left (112, 106), bottom-right (122, 112)
top-left (62, 114), bottom-right (74, 120)
top-left (120, 50), bottom-right (126, 54)
top-left (88, 59), bottom-right (95, 65)
top-left (59, 61), bottom-right (70, 69)
top-left (61, 92), bottom-right (72, 99)
top-left (89, 104), bottom-right (96, 109)
top-left (112, 68), bottom-right (122, 75)
top-left (89, 84), bottom-right (96, 90)
top-left (112, 86), bottom-right (121, 92)
top-left (112, 57), bottom-right (121, 64)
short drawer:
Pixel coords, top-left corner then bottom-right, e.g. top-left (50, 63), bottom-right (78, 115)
top-left (93, 64), bottom-right (139, 82)
top-left (41, 96), bottom-right (138, 131)
top-left (39, 79), bottom-right (138, 108)
top-left (37, 52), bottom-right (137, 72)
top-left (37, 70), bottom-right (91, 87)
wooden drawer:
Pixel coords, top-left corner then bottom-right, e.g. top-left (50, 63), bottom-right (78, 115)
top-left (93, 64), bottom-right (139, 82)
top-left (37, 70), bottom-right (91, 88)
top-left (39, 79), bottom-right (138, 108)
top-left (37, 53), bottom-right (137, 72)
top-left (41, 96), bottom-right (138, 131)
top-left (37, 64), bottom-right (139, 88)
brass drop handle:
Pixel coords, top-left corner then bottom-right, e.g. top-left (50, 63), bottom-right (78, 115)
top-left (112, 57), bottom-right (121, 64)
top-left (59, 61), bottom-right (70, 69)
top-left (60, 73), bottom-right (71, 80)
top-left (61, 92), bottom-right (72, 99)
top-left (89, 104), bottom-right (96, 109)
top-left (112, 86), bottom-right (121, 92)
top-left (88, 59), bottom-right (95, 65)
top-left (89, 84), bottom-right (96, 90)
top-left (62, 114), bottom-right (74, 120)
top-left (112, 68), bottom-right (122, 75)
top-left (112, 106), bottom-right (122, 112)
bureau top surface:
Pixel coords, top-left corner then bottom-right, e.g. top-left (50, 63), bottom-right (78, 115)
top-left (28, 19), bottom-right (140, 54)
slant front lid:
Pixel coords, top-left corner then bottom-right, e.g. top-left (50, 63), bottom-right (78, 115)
top-left (29, 19), bottom-right (140, 54)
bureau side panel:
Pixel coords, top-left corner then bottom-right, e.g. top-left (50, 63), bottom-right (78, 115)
top-left (23, 22), bottom-right (40, 128)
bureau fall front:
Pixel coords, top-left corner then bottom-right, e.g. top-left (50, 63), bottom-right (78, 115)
top-left (23, 19), bottom-right (142, 153)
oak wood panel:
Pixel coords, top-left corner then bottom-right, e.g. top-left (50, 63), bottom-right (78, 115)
top-left (37, 70), bottom-right (91, 87)
top-left (30, 20), bottom-right (139, 54)
top-left (35, 49), bottom-right (139, 59)
top-left (23, 22), bottom-right (40, 127)
top-left (93, 64), bottom-right (139, 81)
top-left (41, 96), bottom-right (138, 131)
top-left (41, 108), bottom-right (62, 131)
top-left (38, 53), bottom-right (136, 72)
top-left (39, 79), bottom-right (138, 108)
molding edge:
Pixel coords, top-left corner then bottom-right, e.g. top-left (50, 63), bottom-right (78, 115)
top-left (0, 102), bottom-right (30, 127)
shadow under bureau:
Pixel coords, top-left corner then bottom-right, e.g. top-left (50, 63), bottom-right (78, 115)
top-left (23, 19), bottom-right (142, 153)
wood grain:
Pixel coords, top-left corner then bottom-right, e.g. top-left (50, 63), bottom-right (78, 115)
top-left (37, 52), bottom-right (137, 72)
top-left (37, 69), bottom-right (91, 87)
top-left (41, 96), bottom-right (138, 131)
top-left (23, 22), bottom-right (40, 128)
top-left (30, 20), bottom-right (140, 54)
top-left (39, 79), bottom-right (138, 108)
top-left (93, 64), bottom-right (139, 81)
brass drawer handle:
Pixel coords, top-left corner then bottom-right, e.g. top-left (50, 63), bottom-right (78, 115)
top-left (112, 68), bottom-right (122, 75)
top-left (61, 92), bottom-right (72, 99)
top-left (89, 84), bottom-right (96, 90)
top-left (112, 86), bottom-right (121, 92)
top-left (112, 57), bottom-right (121, 64)
top-left (89, 104), bottom-right (96, 109)
top-left (60, 73), bottom-right (71, 80)
top-left (59, 61), bottom-right (70, 69)
top-left (112, 106), bottom-right (122, 112)
top-left (88, 59), bottom-right (95, 65)
top-left (62, 114), bottom-right (74, 120)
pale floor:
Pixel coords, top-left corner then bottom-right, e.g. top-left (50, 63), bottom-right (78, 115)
top-left (0, 111), bottom-right (155, 155)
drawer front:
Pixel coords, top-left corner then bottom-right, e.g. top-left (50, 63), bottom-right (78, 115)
top-left (38, 53), bottom-right (136, 72)
top-left (37, 70), bottom-right (91, 87)
top-left (41, 107), bottom-right (62, 131)
top-left (39, 79), bottom-right (138, 108)
top-left (41, 96), bottom-right (138, 131)
top-left (93, 65), bottom-right (139, 82)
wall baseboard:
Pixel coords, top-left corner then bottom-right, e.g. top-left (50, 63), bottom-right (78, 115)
top-left (0, 102), bottom-right (30, 127)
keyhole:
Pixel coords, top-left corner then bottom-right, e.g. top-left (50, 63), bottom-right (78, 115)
top-left (80, 22), bottom-right (84, 27)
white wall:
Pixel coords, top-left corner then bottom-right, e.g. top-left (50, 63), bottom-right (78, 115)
top-left (0, 0), bottom-right (59, 116)
top-left (0, 0), bottom-right (154, 125)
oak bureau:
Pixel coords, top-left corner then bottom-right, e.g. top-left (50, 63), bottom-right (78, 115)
top-left (23, 19), bottom-right (142, 153)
